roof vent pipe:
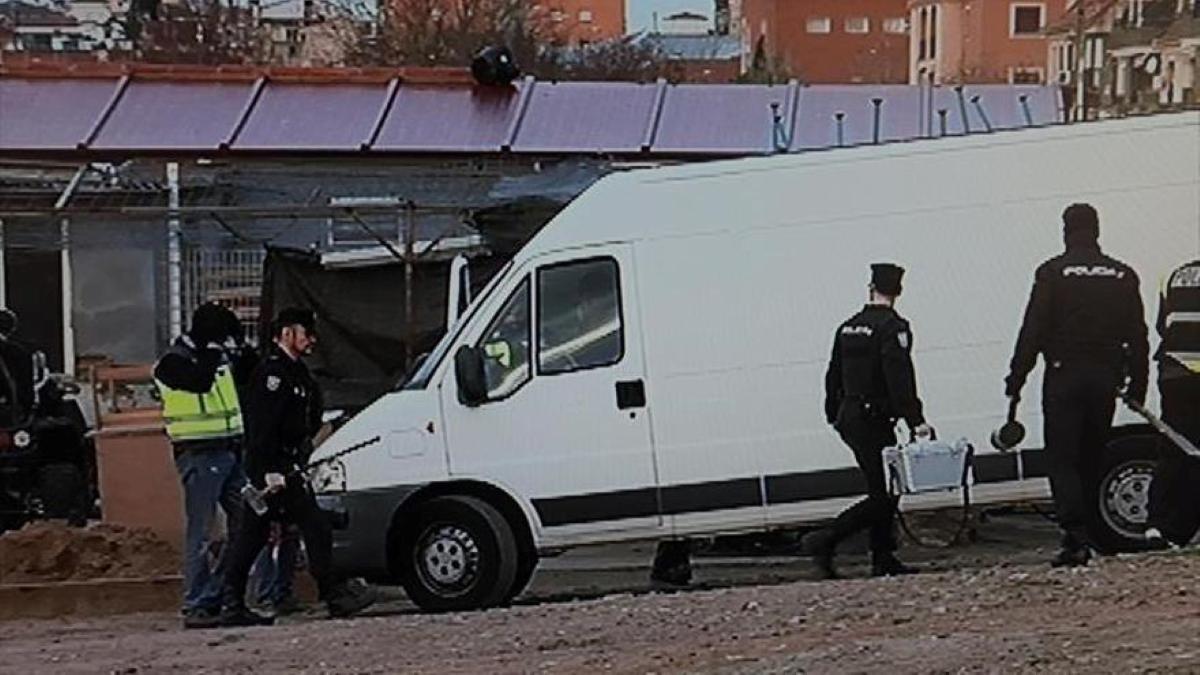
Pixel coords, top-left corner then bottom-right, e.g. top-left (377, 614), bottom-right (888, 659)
top-left (870, 97), bottom-right (883, 144)
top-left (970, 95), bottom-right (993, 132)
top-left (954, 85), bottom-right (971, 134)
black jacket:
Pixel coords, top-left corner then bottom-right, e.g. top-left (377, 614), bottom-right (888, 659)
top-left (824, 304), bottom-right (925, 429)
top-left (1006, 243), bottom-right (1149, 400)
top-left (0, 336), bottom-right (35, 422)
top-left (154, 336), bottom-right (258, 396)
top-left (243, 343), bottom-right (323, 486)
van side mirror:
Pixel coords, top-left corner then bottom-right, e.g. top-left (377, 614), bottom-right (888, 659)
top-left (454, 345), bottom-right (487, 407)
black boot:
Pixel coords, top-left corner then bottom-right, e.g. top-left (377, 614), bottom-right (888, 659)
top-left (220, 604), bottom-right (275, 627)
top-left (182, 607), bottom-right (221, 630)
top-left (1050, 546), bottom-right (1091, 568)
top-left (871, 552), bottom-right (917, 577)
top-left (800, 529), bottom-right (838, 580)
top-left (326, 581), bottom-right (377, 619)
top-left (650, 540), bottom-right (693, 587)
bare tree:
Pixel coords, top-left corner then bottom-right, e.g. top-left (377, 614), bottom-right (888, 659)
top-left (337, 0), bottom-right (676, 81)
top-left (538, 40), bottom-right (681, 82)
top-left (112, 0), bottom-right (270, 64)
top-left (341, 0), bottom-right (551, 68)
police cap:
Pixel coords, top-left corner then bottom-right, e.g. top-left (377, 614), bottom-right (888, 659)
top-left (870, 263), bottom-right (904, 297)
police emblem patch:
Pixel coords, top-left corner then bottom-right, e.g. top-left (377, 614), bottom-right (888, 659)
top-left (898, 332), bottom-right (910, 349)
top-left (266, 375), bottom-right (281, 392)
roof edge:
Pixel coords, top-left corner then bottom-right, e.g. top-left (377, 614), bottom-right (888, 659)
top-left (0, 62), bottom-right (474, 86)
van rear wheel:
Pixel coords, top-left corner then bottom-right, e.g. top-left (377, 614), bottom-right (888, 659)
top-left (1087, 433), bottom-right (1160, 554)
top-left (398, 495), bottom-right (518, 612)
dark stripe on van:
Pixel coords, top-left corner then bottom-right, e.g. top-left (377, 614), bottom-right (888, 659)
top-left (973, 453), bottom-right (1019, 483)
top-left (1020, 449), bottom-right (1050, 479)
top-left (661, 478), bottom-right (761, 514)
top-left (533, 487), bottom-right (658, 526)
top-left (533, 450), bottom-right (1051, 527)
top-left (765, 468), bottom-right (864, 505)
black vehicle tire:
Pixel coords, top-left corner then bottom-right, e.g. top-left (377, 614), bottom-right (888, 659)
top-left (1087, 433), bottom-right (1160, 554)
top-left (397, 495), bottom-right (518, 612)
top-left (37, 462), bottom-right (87, 524)
top-left (502, 550), bottom-right (539, 604)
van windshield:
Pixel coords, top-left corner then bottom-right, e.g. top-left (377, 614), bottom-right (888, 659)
top-left (400, 260), bottom-right (514, 390)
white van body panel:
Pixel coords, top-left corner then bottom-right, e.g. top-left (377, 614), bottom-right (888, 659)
top-left (314, 112), bottom-right (1200, 559)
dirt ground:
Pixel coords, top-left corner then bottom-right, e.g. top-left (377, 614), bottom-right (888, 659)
top-left (3, 510), bottom-right (1200, 674)
top-left (0, 521), bottom-right (178, 584)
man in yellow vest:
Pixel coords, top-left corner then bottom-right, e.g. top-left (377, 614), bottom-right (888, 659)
top-left (154, 302), bottom-right (256, 629)
top-left (1146, 260), bottom-right (1200, 548)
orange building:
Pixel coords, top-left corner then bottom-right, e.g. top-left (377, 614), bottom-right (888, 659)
top-left (740, 0), bottom-right (911, 83)
top-left (545, 0), bottom-right (625, 45)
top-left (908, 0), bottom-right (1071, 84)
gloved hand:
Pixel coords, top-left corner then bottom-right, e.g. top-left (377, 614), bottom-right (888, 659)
top-left (1003, 374), bottom-right (1022, 399)
top-left (264, 472), bottom-right (287, 494)
top-left (1125, 383), bottom-right (1147, 408)
top-left (913, 423), bottom-right (935, 440)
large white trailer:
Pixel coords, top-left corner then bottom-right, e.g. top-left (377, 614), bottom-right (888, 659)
top-left (311, 112), bottom-right (1200, 611)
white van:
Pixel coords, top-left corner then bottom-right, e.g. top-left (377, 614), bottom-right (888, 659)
top-left (311, 112), bottom-right (1200, 611)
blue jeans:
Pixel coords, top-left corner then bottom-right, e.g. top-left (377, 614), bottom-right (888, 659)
top-left (252, 524), bottom-right (301, 604)
top-left (174, 445), bottom-right (246, 613)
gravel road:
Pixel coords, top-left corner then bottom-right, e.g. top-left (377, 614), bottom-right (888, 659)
top-left (4, 510), bottom-right (1198, 674)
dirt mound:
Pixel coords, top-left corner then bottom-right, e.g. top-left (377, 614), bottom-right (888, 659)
top-left (0, 521), bottom-right (179, 584)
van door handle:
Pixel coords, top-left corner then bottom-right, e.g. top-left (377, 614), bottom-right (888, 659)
top-left (615, 380), bottom-right (646, 410)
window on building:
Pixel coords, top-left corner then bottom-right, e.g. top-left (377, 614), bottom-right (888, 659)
top-left (883, 17), bottom-right (907, 33)
top-left (578, 9), bottom-right (593, 22)
top-left (806, 17), bottom-right (831, 33)
top-left (1012, 4), bottom-right (1044, 36)
top-left (917, 8), bottom-right (927, 59)
top-left (551, 8), bottom-right (564, 22)
top-left (929, 5), bottom-right (938, 56)
top-left (1010, 67), bottom-right (1044, 83)
top-left (537, 259), bottom-right (623, 375)
top-left (845, 17), bottom-right (869, 33)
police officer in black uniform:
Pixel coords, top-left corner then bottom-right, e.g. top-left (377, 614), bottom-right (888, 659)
top-left (1004, 203), bottom-right (1149, 567)
top-left (804, 263), bottom-right (931, 579)
top-left (1145, 259), bottom-right (1200, 547)
top-left (219, 308), bottom-right (375, 626)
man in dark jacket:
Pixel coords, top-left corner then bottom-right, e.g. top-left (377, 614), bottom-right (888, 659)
top-left (153, 302), bottom-right (253, 629)
top-left (0, 308), bottom-right (36, 425)
top-left (1004, 203), bottom-right (1149, 567)
top-left (804, 263), bottom-right (932, 579)
top-left (219, 308), bottom-right (373, 626)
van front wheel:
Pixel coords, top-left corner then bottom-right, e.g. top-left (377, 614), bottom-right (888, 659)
top-left (398, 495), bottom-right (518, 612)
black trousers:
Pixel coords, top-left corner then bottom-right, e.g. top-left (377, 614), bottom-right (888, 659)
top-left (222, 479), bottom-right (337, 608)
top-left (1042, 362), bottom-right (1120, 548)
top-left (1148, 375), bottom-right (1200, 544)
top-left (829, 415), bottom-right (898, 554)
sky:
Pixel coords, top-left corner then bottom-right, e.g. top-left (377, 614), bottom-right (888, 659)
top-left (628, 0), bottom-right (713, 34)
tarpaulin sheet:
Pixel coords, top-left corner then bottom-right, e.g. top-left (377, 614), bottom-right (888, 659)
top-left (260, 247), bottom-right (508, 410)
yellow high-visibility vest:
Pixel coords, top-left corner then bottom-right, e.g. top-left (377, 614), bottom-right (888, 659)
top-left (156, 364), bottom-right (244, 442)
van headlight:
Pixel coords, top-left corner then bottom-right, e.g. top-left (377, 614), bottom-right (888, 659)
top-left (308, 460), bottom-right (347, 493)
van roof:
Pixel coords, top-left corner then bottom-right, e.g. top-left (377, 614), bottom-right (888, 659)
top-left (524, 111), bottom-right (1200, 258)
